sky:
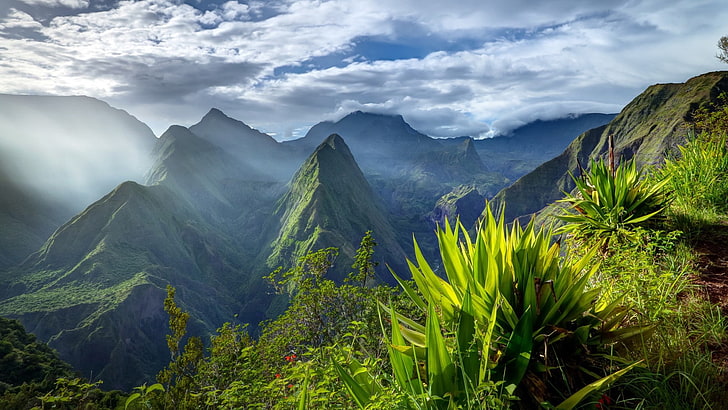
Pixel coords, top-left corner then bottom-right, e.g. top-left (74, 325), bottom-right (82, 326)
top-left (0, 0), bottom-right (726, 140)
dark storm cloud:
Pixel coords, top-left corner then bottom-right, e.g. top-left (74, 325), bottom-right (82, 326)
top-left (76, 56), bottom-right (264, 101)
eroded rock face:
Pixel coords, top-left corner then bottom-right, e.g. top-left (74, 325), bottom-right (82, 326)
top-left (430, 186), bottom-right (485, 229)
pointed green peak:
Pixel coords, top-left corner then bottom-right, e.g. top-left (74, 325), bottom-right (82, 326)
top-left (294, 133), bottom-right (363, 189)
top-left (307, 133), bottom-right (358, 171)
top-left (319, 133), bottom-right (349, 152)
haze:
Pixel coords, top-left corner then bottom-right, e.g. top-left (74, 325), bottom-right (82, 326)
top-left (0, 95), bottom-right (156, 213)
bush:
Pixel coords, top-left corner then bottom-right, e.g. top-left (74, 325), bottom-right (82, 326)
top-left (337, 204), bottom-right (647, 409)
top-left (557, 155), bottom-right (668, 249)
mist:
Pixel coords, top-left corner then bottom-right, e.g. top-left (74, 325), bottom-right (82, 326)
top-left (0, 94), bottom-right (157, 216)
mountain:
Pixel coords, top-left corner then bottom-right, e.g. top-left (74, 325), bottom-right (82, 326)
top-left (0, 181), bottom-right (245, 389)
top-left (0, 95), bottom-right (156, 210)
top-left (0, 95), bottom-right (156, 268)
top-left (429, 185), bottom-right (485, 228)
top-left (0, 99), bottom-right (632, 391)
top-left (0, 166), bottom-right (72, 270)
top-left (442, 113), bottom-right (616, 180)
top-left (264, 134), bottom-right (406, 281)
top-left (287, 111), bottom-right (440, 167)
top-left (0, 316), bottom-right (75, 397)
top-left (189, 108), bottom-right (302, 181)
top-left (286, 112), bottom-right (509, 258)
top-left (492, 71), bottom-right (728, 222)
top-left (146, 125), bottom-right (267, 215)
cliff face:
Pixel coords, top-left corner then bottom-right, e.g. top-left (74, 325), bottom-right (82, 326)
top-left (492, 71), bottom-right (728, 221)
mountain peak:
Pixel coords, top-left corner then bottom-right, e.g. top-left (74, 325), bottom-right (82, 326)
top-left (195, 107), bottom-right (253, 131)
top-left (320, 133), bottom-right (348, 151)
top-left (347, 110), bottom-right (404, 121)
top-left (206, 107), bottom-right (227, 117)
top-left (266, 130), bottom-right (404, 280)
top-left (307, 134), bottom-right (358, 183)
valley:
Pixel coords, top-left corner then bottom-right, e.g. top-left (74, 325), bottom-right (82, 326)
top-left (1, 71), bottom-right (726, 394)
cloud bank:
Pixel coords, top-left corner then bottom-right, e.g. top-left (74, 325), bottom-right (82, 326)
top-left (0, 0), bottom-right (726, 138)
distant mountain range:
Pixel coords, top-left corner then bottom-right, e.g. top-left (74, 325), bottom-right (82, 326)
top-left (3, 71), bottom-right (725, 389)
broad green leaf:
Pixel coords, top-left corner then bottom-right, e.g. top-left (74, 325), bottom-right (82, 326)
top-left (124, 393), bottom-right (141, 410)
top-left (426, 303), bottom-right (457, 400)
top-left (502, 307), bottom-right (534, 387)
top-left (333, 360), bottom-right (371, 409)
top-left (457, 287), bottom-right (479, 387)
top-left (555, 361), bottom-right (643, 410)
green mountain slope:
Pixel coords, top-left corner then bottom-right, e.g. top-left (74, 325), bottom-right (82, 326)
top-left (0, 181), bottom-right (243, 390)
top-left (493, 71), bottom-right (728, 221)
top-left (0, 100), bottom-right (656, 392)
top-left (0, 316), bottom-right (75, 397)
top-left (146, 125), bottom-right (266, 214)
top-left (0, 95), bottom-right (156, 269)
top-left (287, 112), bottom-right (508, 261)
top-left (265, 134), bottom-right (406, 281)
top-left (0, 166), bottom-right (72, 270)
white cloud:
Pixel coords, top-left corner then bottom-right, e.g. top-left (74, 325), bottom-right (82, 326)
top-left (0, 0), bottom-right (726, 137)
top-left (19, 0), bottom-right (89, 9)
top-left (220, 1), bottom-right (250, 21)
top-left (0, 9), bottom-right (43, 31)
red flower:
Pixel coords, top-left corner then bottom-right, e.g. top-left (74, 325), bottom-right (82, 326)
top-left (284, 354), bottom-right (298, 363)
top-left (596, 393), bottom-right (613, 409)
top-left (287, 384), bottom-right (294, 389)
top-left (275, 373), bottom-right (281, 378)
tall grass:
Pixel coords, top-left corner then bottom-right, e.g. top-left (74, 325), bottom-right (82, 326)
top-left (579, 121), bottom-right (728, 407)
top-left (661, 130), bottom-right (728, 236)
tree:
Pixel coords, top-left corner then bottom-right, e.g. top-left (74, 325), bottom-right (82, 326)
top-left (156, 285), bottom-right (204, 409)
top-left (348, 230), bottom-right (378, 287)
top-left (718, 36), bottom-right (728, 64)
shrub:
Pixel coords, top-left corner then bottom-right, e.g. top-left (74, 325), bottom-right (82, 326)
top-left (337, 204), bottom-right (647, 409)
top-left (557, 156), bottom-right (668, 248)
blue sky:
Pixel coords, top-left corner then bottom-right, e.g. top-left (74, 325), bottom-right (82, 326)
top-left (0, 0), bottom-right (726, 140)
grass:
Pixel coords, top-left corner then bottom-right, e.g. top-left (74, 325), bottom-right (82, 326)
top-left (575, 124), bottom-right (728, 408)
top-left (659, 130), bottom-right (728, 239)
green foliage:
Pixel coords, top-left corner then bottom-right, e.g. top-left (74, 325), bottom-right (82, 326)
top-left (569, 192), bottom-right (728, 409)
top-left (262, 247), bottom-right (350, 349)
top-left (156, 285), bottom-right (204, 409)
top-left (557, 156), bottom-right (668, 248)
top-left (124, 383), bottom-right (164, 409)
top-left (348, 231), bottom-right (378, 287)
top-left (0, 317), bottom-right (74, 394)
top-left (588, 228), bottom-right (687, 322)
top-left (38, 377), bottom-right (122, 410)
top-left (0, 316), bottom-right (82, 409)
top-left (661, 98), bottom-right (728, 235)
top-left (337, 204), bottom-right (646, 408)
top-left (718, 35), bottom-right (728, 64)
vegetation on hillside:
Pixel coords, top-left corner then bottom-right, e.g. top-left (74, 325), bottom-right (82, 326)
top-left (2, 77), bottom-right (728, 408)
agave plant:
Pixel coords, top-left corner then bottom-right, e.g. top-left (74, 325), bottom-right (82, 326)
top-left (336, 203), bottom-right (647, 409)
top-left (557, 155), bottom-right (669, 248)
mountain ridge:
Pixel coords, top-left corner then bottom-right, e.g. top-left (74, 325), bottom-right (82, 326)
top-left (492, 71), bottom-right (728, 221)
top-left (265, 134), bottom-right (406, 281)
top-left (0, 95), bottom-right (620, 389)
